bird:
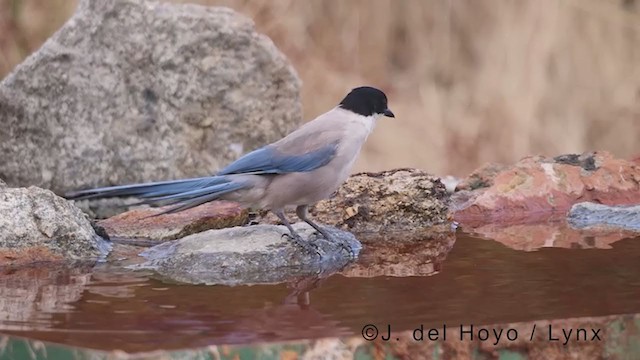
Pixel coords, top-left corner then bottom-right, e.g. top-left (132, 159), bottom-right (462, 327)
top-left (66, 86), bottom-right (394, 254)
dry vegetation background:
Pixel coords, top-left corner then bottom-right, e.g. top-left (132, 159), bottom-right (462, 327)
top-left (1, 0), bottom-right (639, 177)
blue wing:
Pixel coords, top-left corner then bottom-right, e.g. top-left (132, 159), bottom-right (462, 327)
top-left (217, 142), bottom-right (338, 176)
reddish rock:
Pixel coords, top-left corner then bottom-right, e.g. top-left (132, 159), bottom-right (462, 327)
top-left (455, 162), bottom-right (507, 191)
top-left (0, 246), bottom-right (64, 266)
top-left (98, 201), bottom-right (248, 242)
top-left (452, 151), bottom-right (640, 227)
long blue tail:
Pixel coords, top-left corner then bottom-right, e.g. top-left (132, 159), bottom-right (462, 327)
top-left (65, 176), bottom-right (247, 215)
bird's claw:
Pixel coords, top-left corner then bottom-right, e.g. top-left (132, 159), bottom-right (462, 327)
top-left (312, 229), bottom-right (355, 258)
top-left (282, 233), bottom-right (322, 257)
top-left (338, 242), bottom-right (356, 258)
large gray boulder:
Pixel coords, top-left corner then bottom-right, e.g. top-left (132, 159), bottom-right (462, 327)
top-left (0, 186), bottom-right (111, 266)
top-left (0, 0), bottom-right (301, 194)
top-left (137, 223), bottom-right (361, 285)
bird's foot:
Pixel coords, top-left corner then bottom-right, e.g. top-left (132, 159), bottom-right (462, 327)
top-left (336, 241), bottom-right (356, 258)
top-left (312, 228), bottom-right (355, 258)
top-left (282, 233), bottom-right (322, 257)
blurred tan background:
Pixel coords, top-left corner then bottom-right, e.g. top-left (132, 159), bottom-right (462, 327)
top-left (1, 0), bottom-right (639, 177)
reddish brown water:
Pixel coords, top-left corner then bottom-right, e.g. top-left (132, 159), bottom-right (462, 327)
top-left (1, 232), bottom-right (640, 353)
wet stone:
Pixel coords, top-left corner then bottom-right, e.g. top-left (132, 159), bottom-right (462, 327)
top-left (568, 202), bottom-right (640, 232)
top-left (135, 223), bottom-right (361, 285)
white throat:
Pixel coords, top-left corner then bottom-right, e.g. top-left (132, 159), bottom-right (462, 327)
top-left (336, 107), bottom-right (379, 136)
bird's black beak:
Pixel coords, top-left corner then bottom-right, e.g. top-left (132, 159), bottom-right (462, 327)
top-left (383, 108), bottom-right (395, 118)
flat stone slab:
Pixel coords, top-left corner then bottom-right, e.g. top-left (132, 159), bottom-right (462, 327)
top-left (98, 201), bottom-right (248, 242)
top-left (135, 223), bottom-right (361, 285)
top-left (568, 202), bottom-right (640, 231)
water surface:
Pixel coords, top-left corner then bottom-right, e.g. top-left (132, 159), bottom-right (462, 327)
top-left (1, 232), bottom-right (639, 352)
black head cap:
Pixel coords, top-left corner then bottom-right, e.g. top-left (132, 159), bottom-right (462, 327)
top-left (339, 86), bottom-right (395, 118)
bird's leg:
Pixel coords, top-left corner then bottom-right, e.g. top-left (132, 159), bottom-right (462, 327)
top-left (296, 205), bottom-right (353, 255)
top-left (273, 209), bottom-right (320, 256)
top-left (296, 205), bottom-right (332, 240)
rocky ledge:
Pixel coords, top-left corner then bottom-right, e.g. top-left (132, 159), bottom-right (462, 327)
top-left (135, 223), bottom-right (361, 285)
